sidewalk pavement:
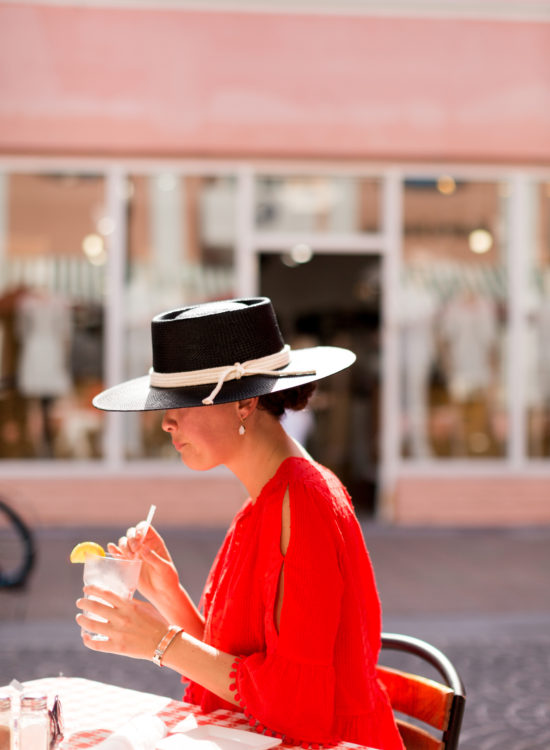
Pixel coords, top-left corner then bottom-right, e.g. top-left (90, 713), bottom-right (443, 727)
top-left (1, 522), bottom-right (549, 750)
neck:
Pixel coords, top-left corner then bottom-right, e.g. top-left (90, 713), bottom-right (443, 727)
top-left (225, 412), bottom-right (308, 499)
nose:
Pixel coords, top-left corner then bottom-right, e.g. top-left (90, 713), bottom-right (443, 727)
top-left (161, 410), bottom-right (177, 433)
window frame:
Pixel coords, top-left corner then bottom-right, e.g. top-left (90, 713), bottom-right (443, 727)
top-left (0, 157), bottom-right (549, 495)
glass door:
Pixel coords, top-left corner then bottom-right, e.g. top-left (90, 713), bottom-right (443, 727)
top-left (251, 170), bottom-right (388, 515)
top-left (259, 251), bottom-right (382, 513)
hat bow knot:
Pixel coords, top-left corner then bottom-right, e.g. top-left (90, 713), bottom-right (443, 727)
top-left (149, 345), bottom-right (316, 406)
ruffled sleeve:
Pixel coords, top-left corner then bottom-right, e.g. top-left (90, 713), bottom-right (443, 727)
top-left (230, 468), bottom-right (345, 744)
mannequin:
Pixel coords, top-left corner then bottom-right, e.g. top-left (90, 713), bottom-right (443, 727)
top-left (16, 289), bottom-right (72, 457)
top-left (399, 269), bottom-right (437, 458)
top-left (440, 288), bottom-right (497, 402)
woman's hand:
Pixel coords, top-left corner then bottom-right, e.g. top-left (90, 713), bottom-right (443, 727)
top-left (108, 522), bottom-right (205, 639)
top-left (108, 523), bottom-right (180, 608)
top-left (76, 585), bottom-right (167, 660)
top-left (76, 586), bottom-right (238, 708)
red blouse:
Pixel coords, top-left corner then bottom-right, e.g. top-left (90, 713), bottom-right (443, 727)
top-left (184, 458), bottom-right (404, 749)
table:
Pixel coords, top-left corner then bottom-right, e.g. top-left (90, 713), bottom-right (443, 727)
top-left (1, 676), bottom-right (379, 750)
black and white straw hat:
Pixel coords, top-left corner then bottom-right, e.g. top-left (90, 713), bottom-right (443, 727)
top-left (92, 297), bottom-right (356, 412)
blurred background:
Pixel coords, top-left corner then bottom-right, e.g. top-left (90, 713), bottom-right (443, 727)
top-left (0, 2), bottom-right (549, 748)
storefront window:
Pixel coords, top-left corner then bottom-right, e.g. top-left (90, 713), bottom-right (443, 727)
top-left (255, 176), bottom-right (380, 234)
top-left (526, 181), bottom-right (550, 457)
top-left (400, 178), bottom-right (508, 459)
top-left (124, 174), bottom-right (237, 459)
top-left (0, 173), bottom-right (106, 460)
top-left (3, 165), bottom-right (547, 473)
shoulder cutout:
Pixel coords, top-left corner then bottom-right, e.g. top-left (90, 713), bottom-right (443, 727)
top-left (280, 486), bottom-right (291, 556)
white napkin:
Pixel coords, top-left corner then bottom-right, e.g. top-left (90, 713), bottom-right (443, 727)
top-left (156, 720), bottom-right (283, 750)
top-left (94, 714), bottom-right (167, 750)
top-left (156, 736), bottom-right (220, 750)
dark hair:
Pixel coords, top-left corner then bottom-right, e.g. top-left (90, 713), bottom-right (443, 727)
top-left (257, 382), bottom-right (316, 419)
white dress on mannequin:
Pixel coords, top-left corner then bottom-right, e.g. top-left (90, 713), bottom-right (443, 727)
top-left (399, 280), bottom-right (437, 457)
top-left (16, 292), bottom-right (72, 398)
top-left (440, 292), bottom-right (497, 402)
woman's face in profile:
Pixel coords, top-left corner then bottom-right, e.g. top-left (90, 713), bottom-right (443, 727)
top-left (161, 402), bottom-right (241, 471)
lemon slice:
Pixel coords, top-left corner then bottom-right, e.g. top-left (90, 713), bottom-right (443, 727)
top-left (70, 541), bottom-right (106, 563)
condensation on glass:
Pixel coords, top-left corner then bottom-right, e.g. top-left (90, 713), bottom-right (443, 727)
top-left (400, 178), bottom-right (509, 459)
top-left (0, 173), bottom-right (106, 460)
top-left (254, 175), bottom-right (381, 234)
top-left (124, 174), bottom-right (237, 459)
top-left (526, 181), bottom-right (550, 457)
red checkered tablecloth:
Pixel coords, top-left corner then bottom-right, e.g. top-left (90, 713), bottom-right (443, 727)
top-left (1, 676), bottom-right (376, 749)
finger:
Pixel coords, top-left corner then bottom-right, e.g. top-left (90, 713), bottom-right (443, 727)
top-left (107, 543), bottom-right (124, 557)
top-left (126, 526), bottom-right (141, 555)
top-left (76, 594), bottom-right (107, 612)
top-left (138, 527), bottom-right (172, 562)
top-left (80, 630), bottom-right (110, 650)
top-left (117, 535), bottom-right (130, 554)
top-left (82, 586), bottom-right (121, 606)
top-left (135, 520), bottom-right (150, 542)
top-left (75, 612), bottom-right (116, 647)
top-left (76, 611), bottom-right (108, 631)
top-left (75, 600), bottom-right (114, 635)
top-left (133, 524), bottom-right (164, 560)
top-left (137, 523), bottom-right (165, 549)
top-left (78, 620), bottom-right (115, 651)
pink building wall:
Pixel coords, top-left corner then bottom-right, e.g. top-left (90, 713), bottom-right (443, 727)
top-left (2, 5), bottom-right (550, 526)
top-left (393, 478), bottom-right (550, 526)
top-left (0, 475), bottom-right (248, 527)
top-left (1, 4), bottom-right (549, 162)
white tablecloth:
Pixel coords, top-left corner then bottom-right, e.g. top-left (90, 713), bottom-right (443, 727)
top-left (1, 676), bottom-right (379, 750)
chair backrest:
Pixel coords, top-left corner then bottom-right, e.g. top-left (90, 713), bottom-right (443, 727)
top-left (377, 633), bottom-right (466, 750)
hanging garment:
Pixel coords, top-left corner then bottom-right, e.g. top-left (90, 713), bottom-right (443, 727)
top-left (16, 293), bottom-right (72, 398)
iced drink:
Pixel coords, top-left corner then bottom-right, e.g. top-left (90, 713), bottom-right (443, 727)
top-left (83, 554), bottom-right (142, 640)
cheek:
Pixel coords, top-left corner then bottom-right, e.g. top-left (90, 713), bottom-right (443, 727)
top-left (187, 419), bottom-right (235, 465)
top-left (204, 426), bottom-right (235, 459)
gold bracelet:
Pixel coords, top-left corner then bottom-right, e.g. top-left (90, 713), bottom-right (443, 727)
top-left (152, 625), bottom-right (184, 667)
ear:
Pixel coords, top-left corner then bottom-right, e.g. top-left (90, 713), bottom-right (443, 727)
top-left (236, 397), bottom-right (258, 420)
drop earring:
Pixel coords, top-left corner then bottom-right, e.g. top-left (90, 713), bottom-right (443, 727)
top-left (238, 416), bottom-right (246, 436)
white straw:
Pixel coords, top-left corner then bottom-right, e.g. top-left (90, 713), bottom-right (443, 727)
top-left (141, 503), bottom-right (156, 539)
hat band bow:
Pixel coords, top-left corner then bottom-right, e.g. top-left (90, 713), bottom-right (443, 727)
top-left (149, 345), bottom-right (316, 405)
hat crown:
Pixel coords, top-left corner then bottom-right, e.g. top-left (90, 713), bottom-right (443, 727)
top-left (151, 297), bottom-right (285, 374)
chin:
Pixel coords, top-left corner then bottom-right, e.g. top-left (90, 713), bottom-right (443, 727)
top-left (180, 455), bottom-right (218, 472)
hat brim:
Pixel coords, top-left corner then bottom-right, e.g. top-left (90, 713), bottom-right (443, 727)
top-left (92, 346), bottom-right (356, 412)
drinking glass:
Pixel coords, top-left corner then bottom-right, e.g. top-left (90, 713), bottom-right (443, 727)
top-left (82, 554), bottom-right (142, 641)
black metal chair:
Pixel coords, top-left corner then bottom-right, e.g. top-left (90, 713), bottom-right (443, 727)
top-left (377, 632), bottom-right (466, 750)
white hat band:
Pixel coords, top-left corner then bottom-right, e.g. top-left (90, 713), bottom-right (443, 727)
top-left (149, 345), bottom-right (316, 405)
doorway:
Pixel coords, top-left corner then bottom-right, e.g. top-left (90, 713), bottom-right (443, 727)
top-left (259, 252), bottom-right (382, 515)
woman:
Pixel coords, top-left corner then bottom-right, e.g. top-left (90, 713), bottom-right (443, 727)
top-left (76, 297), bottom-right (404, 749)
